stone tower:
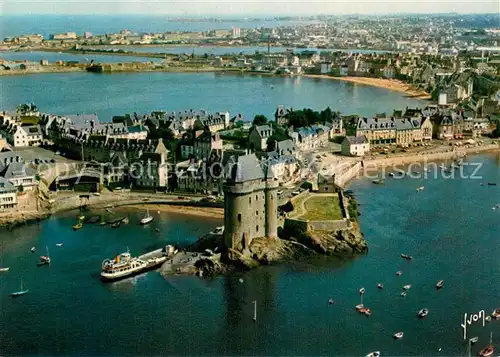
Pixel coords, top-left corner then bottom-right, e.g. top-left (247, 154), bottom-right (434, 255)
top-left (223, 153), bottom-right (279, 251)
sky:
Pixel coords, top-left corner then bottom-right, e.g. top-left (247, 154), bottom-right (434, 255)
top-left (1, 0), bottom-right (499, 15)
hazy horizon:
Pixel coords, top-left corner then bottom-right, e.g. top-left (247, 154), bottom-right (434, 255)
top-left (2, 0), bottom-right (499, 16)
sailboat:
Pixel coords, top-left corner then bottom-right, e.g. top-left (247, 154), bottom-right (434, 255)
top-left (0, 267), bottom-right (9, 272)
top-left (11, 279), bottom-right (29, 297)
top-left (38, 246), bottom-right (51, 266)
top-left (252, 300), bottom-right (257, 322)
top-left (140, 208), bottom-right (153, 225)
top-left (478, 333), bottom-right (495, 357)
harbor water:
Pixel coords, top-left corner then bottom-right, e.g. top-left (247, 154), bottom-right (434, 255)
top-left (0, 154), bottom-right (499, 355)
top-left (0, 71), bottom-right (422, 121)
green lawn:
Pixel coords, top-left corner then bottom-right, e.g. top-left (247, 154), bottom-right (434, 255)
top-left (300, 195), bottom-right (343, 221)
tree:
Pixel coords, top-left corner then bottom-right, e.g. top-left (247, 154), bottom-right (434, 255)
top-left (253, 114), bottom-right (268, 126)
top-left (266, 127), bottom-right (289, 151)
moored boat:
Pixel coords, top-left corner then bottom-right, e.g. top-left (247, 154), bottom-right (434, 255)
top-left (471, 337), bottom-right (479, 345)
top-left (377, 283), bottom-right (384, 289)
top-left (403, 284), bottom-right (412, 290)
top-left (56, 243), bottom-right (63, 247)
top-left (39, 246), bottom-right (51, 265)
top-left (365, 351), bottom-right (380, 357)
top-left (73, 223), bottom-right (83, 231)
top-left (11, 279), bottom-right (29, 297)
top-left (112, 221), bottom-right (121, 228)
top-left (401, 254), bottom-right (412, 260)
top-left (436, 280), bottom-right (444, 289)
top-left (359, 287), bottom-right (366, 294)
top-left (478, 333), bottom-right (495, 357)
top-left (100, 249), bottom-right (167, 282)
top-left (416, 186), bottom-right (425, 191)
top-left (418, 308), bottom-right (429, 318)
top-left (355, 304), bottom-right (364, 311)
top-left (491, 308), bottom-right (500, 319)
top-left (393, 332), bottom-right (404, 340)
top-left (30, 246), bottom-right (35, 253)
top-left (122, 217), bottom-right (129, 224)
top-left (396, 271), bottom-right (403, 276)
top-left (140, 209), bottom-right (153, 225)
top-left (0, 267), bottom-right (9, 272)
top-left (401, 291), bottom-right (407, 297)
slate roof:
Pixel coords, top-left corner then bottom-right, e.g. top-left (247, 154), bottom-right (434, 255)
top-left (228, 153), bottom-right (264, 183)
top-left (0, 177), bottom-right (16, 193)
top-left (357, 117), bottom-right (396, 130)
top-left (21, 125), bottom-right (42, 137)
top-left (253, 125), bottom-right (273, 138)
top-left (276, 139), bottom-right (296, 155)
top-left (345, 135), bottom-right (368, 145)
top-left (66, 114), bottom-right (100, 127)
top-left (2, 161), bottom-right (35, 179)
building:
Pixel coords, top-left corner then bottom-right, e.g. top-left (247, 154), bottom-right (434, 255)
top-left (231, 27), bottom-right (241, 39)
top-left (50, 32), bottom-right (77, 40)
top-left (0, 152), bottom-right (37, 191)
top-left (420, 117), bottom-right (433, 140)
top-left (223, 153), bottom-right (279, 252)
top-left (382, 66), bottom-right (395, 79)
top-left (130, 141), bottom-right (169, 188)
top-left (320, 62), bottom-right (333, 74)
top-left (194, 129), bottom-right (223, 160)
top-left (11, 125), bottom-right (43, 147)
top-left (249, 125), bottom-right (273, 151)
top-left (0, 177), bottom-right (17, 211)
top-left (275, 105), bottom-right (292, 126)
top-left (341, 136), bottom-right (370, 156)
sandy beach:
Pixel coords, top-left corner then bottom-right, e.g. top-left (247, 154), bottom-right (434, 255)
top-left (119, 203), bottom-right (224, 218)
top-left (303, 74), bottom-right (431, 99)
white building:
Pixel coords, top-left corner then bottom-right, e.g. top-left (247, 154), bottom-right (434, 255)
top-left (341, 135), bottom-right (370, 156)
top-left (320, 62), bottom-right (333, 74)
top-left (231, 28), bottom-right (241, 39)
top-left (13, 125), bottom-right (43, 147)
top-left (0, 177), bottom-right (17, 211)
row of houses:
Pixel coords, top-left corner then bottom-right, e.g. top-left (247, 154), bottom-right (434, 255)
top-left (0, 151), bottom-right (38, 211)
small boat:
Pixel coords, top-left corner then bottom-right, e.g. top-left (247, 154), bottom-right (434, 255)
top-left (31, 246), bottom-right (35, 253)
top-left (471, 337), bottom-right (479, 345)
top-left (73, 223), bottom-right (83, 231)
top-left (155, 228), bottom-right (160, 232)
top-left (478, 332), bottom-right (495, 357)
top-left (112, 221), bottom-right (121, 228)
top-left (372, 179), bottom-right (384, 185)
top-left (363, 308), bottom-right (372, 316)
top-left (416, 186), bottom-right (425, 192)
top-left (393, 332), bottom-right (404, 340)
top-left (485, 316), bottom-right (492, 322)
top-left (377, 283), bottom-right (384, 289)
top-left (140, 209), bottom-right (153, 225)
top-left (11, 279), bottom-right (29, 297)
top-left (157, 210), bottom-right (160, 214)
top-left (365, 352), bottom-right (380, 357)
top-left (418, 308), bottom-right (429, 318)
top-left (401, 291), bottom-right (407, 297)
top-left (121, 217), bottom-right (129, 224)
top-left (328, 298), bottom-right (334, 305)
top-left (0, 267), bottom-right (9, 272)
top-left (389, 172), bottom-right (395, 177)
top-left (396, 271), bottom-right (403, 276)
top-left (78, 215), bottom-right (85, 221)
top-left (355, 304), bottom-right (364, 311)
top-left (403, 284), bottom-right (412, 290)
top-left (56, 243), bottom-right (63, 247)
top-left (401, 254), bottom-right (412, 260)
top-left (487, 182), bottom-right (497, 186)
top-left (39, 246), bottom-right (51, 265)
top-left (491, 308), bottom-right (500, 319)
top-left (436, 280), bottom-right (444, 290)
top-left (359, 287), bottom-right (366, 294)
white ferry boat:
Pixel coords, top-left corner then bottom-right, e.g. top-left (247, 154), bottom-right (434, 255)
top-left (101, 250), bottom-right (169, 282)
top-left (101, 252), bottom-right (148, 281)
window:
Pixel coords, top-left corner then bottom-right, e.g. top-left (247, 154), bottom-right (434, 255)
top-left (238, 214), bottom-right (241, 223)
top-left (249, 197), bottom-right (251, 204)
top-left (256, 210), bottom-right (258, 215)
top-left (256, 225), bottom-right (259, 232)
top-left (255, 195), bottom-right (258, 201)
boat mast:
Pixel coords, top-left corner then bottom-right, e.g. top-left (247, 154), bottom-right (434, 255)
top-left (253, 300), bottom-right (257, 322)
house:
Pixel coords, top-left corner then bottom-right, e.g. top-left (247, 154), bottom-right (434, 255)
top-left (194, 129), bottom-right (223, 160)
top-left (0, 177), bottom-right (17, 211)
top-left (420, 117), bottom-right (433, 140)
top-left (340, 64), bottom-right (349, 76)
top-left (356, 117), bottom-right (397, 144)
top-left (330, 118), bottom-right (345, 137)
top-left (14, 125), bottom-right (43, 147)
top-left (320, 61), bottom-right (332, 74)
top-left (131, 140), bottom-right (169, 188)
top-left (341, 136), bottom-right (370, 156)
top-left (382, 66), bottom-right (395, 79)
top-left (0, 152), bottom-right (37, 190)
top-left (264, 152), bottom-right (298, 183)
top-left (395, 117), bottom-right (421, 146)
top-left (275, 139), bottom-right (296, 156)
top-left (249, 125), bottom-right (273, 151)
top-left (275, 105), bottom-right (292, 126)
